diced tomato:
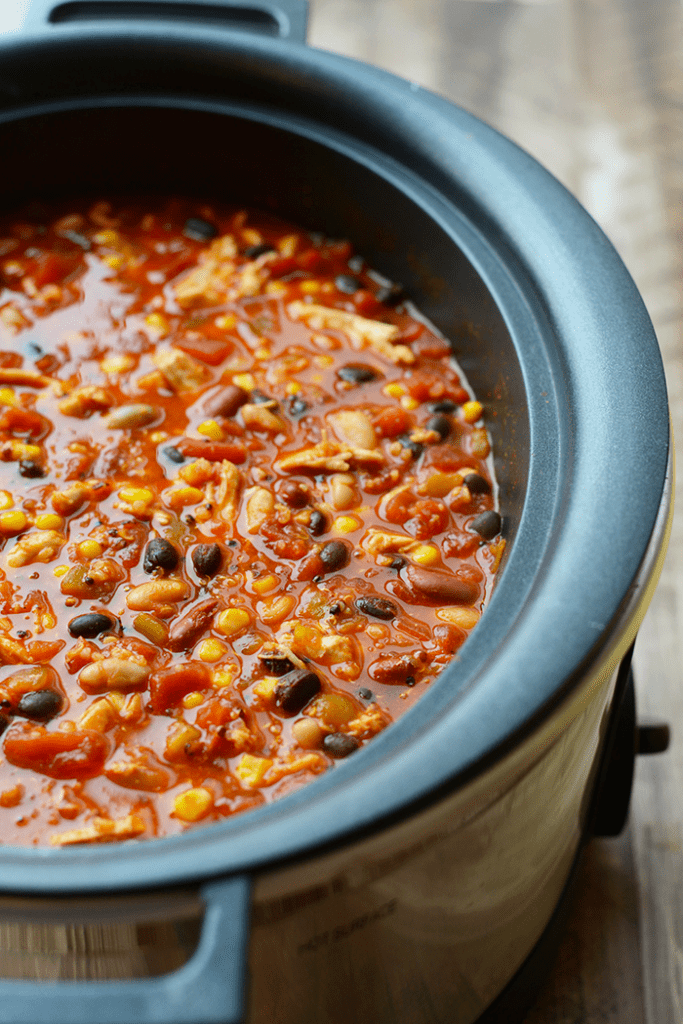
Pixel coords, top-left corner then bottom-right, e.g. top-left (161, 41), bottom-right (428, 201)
top-left (0, 406), bottom-right (49, 438)
top-left (398, 321), bottom-right (425, 344)
top-left (149, 661), bottom-right (211, 715)
top-left (31, 252), bottom-right (75, 288)
top-left (375, 406), bottom-right (409, 438)
top-left (405, 499), bottom-right (449, 539)
top-left (325, 240), bottom-right (353, 261)
top-left (352, 290), bottom-right (381, 317)
top-left (4, 722), bottom-right (110, 780)
top-left (175, 336), bottom-right (234, 366)
top-left (267, 256), bottom-right (297, 278)
top-left (178, 439), bottom-right (247, 464)
top-left (296, 249), bottom-right (323, 273)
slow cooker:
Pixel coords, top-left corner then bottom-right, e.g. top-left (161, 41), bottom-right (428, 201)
top-left (0, 1), bottom-right (672, 1022)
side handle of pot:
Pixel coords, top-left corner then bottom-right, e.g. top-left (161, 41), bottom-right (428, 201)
top-left (20, 0), bottom-right (309, 42)
top-left (0, 875), bottom-right (251, 1024)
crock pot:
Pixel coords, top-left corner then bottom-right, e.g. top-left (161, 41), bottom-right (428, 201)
top-left (0, 2), bottom-right (672, 1022)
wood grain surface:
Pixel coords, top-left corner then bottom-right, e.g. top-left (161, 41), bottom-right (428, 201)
top-left (308, 1), bottom-right (682, 1021)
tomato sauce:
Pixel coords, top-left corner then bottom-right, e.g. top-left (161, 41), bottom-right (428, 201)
top-left (0, 197), bottom-right (504, 845)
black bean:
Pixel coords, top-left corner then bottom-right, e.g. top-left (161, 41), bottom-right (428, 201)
top-left (335, 274), bottom-right (362, 294)
top-left (323, 732), bottom-right (360, 758)
top-left (308, 510), bottom-right (328, 537)
top-left (251, 389), bottom-right (275, 405)
top-left (163, 445), bottom-right (186, 464)
top-left (17, 689), bottom-right (63, 720)
top-left (274, 669), bottom-right (321, 714)
top-left (337, 364), bottom-right (378, 385)
top-left (244, 243), bottom-right (276, 259)
top-left (279, 480), bottom-right (309, 509)
top-left (0, 716), bottom-right (8, 737)
top-left (183, 217), bottom-right (218, 241)
top-left (259, 653), bottom-right (295, 676)
top-left (143, 538), bottom-right (180, 573)
top-left (191, 543), bottom-right (222, 578)
top-left (358, 687), bottom-right (374, 701)
top-left (288, 395), bottom-right (310, 418)
top-left (355, 596), bottom-right (398, 621)
top-left (19, 460), bottom-right (45, 478)
top-left (426, 414), bottom-right (451, 440)
top-left (347, 255), bottom-right (364, 274)
top-left (68, 612), bottom-right (118, 638)
top-left (319, 540), bottom-right (351, 573)
top-left (464, 473), bottom-right (491, 495)
top-left (470, 510), bottom-right (502, 539)
top-left (429, 399), bottom-right (458, 413)
top-left (388, 555), bottom-right (406, 570)
top-left (375, 282), bottom-right (405, 305)
top-left (398, 435), bottom-right (424, 459)
top-left (62, 229), bottom-right (91, 250)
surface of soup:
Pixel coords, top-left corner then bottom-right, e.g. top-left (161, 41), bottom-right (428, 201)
top-left (0, 198), bottom-right (503, 845)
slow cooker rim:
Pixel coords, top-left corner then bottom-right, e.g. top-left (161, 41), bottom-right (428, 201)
top-left (0, 25), bottom-right (670, 890)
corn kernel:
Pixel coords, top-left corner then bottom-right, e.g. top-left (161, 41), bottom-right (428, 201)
top-left (165, 485), bottom-right (205, 509)
top-left (182, 691), bottom-right (205, 709)
top-left (333, 515), bottom-right (361, 534)
top-left (35, 513), bottom-right (64, 530)
top-left (253, 676), bottom-right (278, 702)
top-left (53, 564), bottom-right (70, 577)
top-left (321, 281), bottom-right (335, 293)
top-left (215, 314), bottom-right (236, 330)
top-left (383, 382), bottom-right (405, 399)
top-left (78, 539), bottom-right (103, 559)
top-left (212, 668), bottom-right (236, 689)
top-left (0, 387), bottom-right (17, 406)
top-left (251, 574), bottom-right (279, 595)
top-left (265, 281), bottom-right (287, 295)
top-left (461, 400), bottom-right (483, 423)
top-left (93, 229), bottom-right (118, 245)
top-left (254, 347), bottom-right (271, 361)
top-left (197, 419), bottom-right (224, 441)
top-left (0, 491), bottom-right (13, 511)
top-left (285, 382), bottom-right (302, 395)
top-left (197, 638), bottom-right (228, 663)
top-left (216, 607), bottom-right (251, 638)
top-left (313, 355), bottom-right (334, 369)
top-left (8, 442), bottom-right (41, 461)
top-left (232, 373), bottom-right (255, 392)
top-left (145, 312), bottom-right (170, 337)
top-left (133, 613), bottom-right (169, 645)
top-left (100, 353), bottom-right (135, 375)
top-left (0, 511), bottom-right (28, 536)
top-left (174, 787), bottom-right (214, 822)
top-left (436, 606), bottom-right (481, 630)
top-left (300, 280), bottom-right (320, 294)
top-left (258, 594), bottom-right (296, 625)
top-left (103, 254), bottom-right (125, 269)
top-left (149, 431), bottom-right (168, 444)
top-left (411, 544), bottom-right (440, 566)
top-left (234, 754), bottom-right (272, 788)
top-left (118, 486), bottom-right (154, 506)
top-left (400, 395), bottom-right (419, 411)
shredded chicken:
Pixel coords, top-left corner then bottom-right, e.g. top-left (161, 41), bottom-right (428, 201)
top-left (152, 347), bottom-right (210, 392)
top-left (173, 233), bottom-right (239, 306)
top-left (49, 814), bottom-right (146, 846)
top-left (288, 301), bottom-right (415, 364)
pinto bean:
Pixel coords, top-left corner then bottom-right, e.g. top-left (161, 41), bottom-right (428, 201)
top-left (105, 404), bottom-right (160, 430)
top-left (400, 563), bottom-right (480, 606)
top-left (78, 658), bottom-right (151, 695)
top-left (167, 598), bottom-right (219, 652)
top-left (126, 579), bottom-right (189, 612)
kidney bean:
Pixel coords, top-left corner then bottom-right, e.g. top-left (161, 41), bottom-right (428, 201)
top-left (191, 543), bottom-right (223, 578)
top-left (369, 651), bottom-right (428, 685)
top-left (201, 384), bottom-right (249, 419)
top-left (274, 669), bottom-right (321, 714)
top-left (400, 563), bottom-right (480, 605)
top-left (322, 733), bottom-right (360, 758)
top-left (177, 439), bottom-right (247, 464)
top-left (106, 404), bottom-right (159, 430)
top-left (470, 510), bottom-right (502, 539)
top-left (258, 651), bottom-right (296, 676)
top-left (16, 689), bottom-right (64, 720)
top-left (167, 598), bottom-right (219, 652)
top-left (355, 596), bottom-right (398, 620)
top-left (143, 538), bottom-right (180, 574)
top-left (68, 612), bottom-right (118, 638)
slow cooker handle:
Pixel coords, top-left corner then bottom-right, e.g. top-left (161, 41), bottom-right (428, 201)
top-left (20, 0), bottom-right (309, 42)
top-left (0, 876), bottom-right (250, 1024)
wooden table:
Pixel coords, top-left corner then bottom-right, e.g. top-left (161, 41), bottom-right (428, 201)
top-left (308, 1), bottom-right (682, 1020)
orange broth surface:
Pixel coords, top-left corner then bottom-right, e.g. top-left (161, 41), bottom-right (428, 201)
top-left (0, 197), bottom-right (504, 846)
